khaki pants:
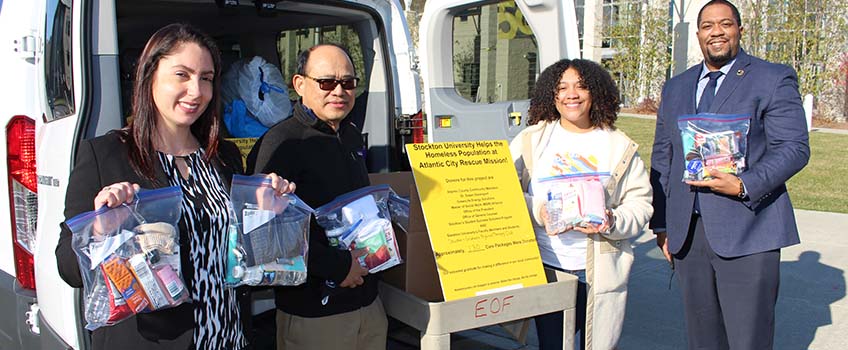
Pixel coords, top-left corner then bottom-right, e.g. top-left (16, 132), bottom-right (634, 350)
top-left (276, 297), bottom-right (388, 350)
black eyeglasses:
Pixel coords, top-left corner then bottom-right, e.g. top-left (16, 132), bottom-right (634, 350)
top-left (303, 75), bottom-right (360, 91)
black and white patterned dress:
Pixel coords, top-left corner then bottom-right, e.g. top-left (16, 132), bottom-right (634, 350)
top-left (158, 150), bottom-right (246, 350)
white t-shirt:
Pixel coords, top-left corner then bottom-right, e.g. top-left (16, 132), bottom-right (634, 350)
top-left (530, 125), bottom-right (613, 270)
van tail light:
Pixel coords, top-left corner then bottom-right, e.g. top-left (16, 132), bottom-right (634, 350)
top-left (7, 115), bottom-right (37, 290)
top-left (412, 110), bottom-right (425, 144)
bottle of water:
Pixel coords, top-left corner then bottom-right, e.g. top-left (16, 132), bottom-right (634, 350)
top-left (232, 265), bottom-right (262, 286)
top-left (325, 225), bottom-right (346, 249)
top-left (234, 265), bottom-right (289, 286)
top-left (85, 281), bottom-right (111, 326)
top-left (546, 190), bottom-right (564, 234)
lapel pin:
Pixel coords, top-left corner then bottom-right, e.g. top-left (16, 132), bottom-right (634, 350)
top-left (736, 69), bottom-right (744, 76)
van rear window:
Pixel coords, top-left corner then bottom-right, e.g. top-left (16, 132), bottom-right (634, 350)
top-left (44, 0), bottom-right (75, 121)
top-left (452, 0), bottom-right (540, 104)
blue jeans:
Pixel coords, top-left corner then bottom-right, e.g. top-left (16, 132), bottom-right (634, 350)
top-left (535, 267), bottom-right (587, 350)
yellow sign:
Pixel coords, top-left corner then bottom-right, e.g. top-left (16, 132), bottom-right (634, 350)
top-left (406, 140), bottom-right (546, 301)
top-left (225, 137), bottom-right (258, 169)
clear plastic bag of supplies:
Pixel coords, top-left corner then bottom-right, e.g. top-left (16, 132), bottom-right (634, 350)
top-left (315, 185), bottom-right (403, 274)
top-left (226, 174), bottom-right (312, 287)
top-left (67, 186), bottom-right (189, 331)
top-left (387, 191), bottom-right (410, 233)
top-left (536, 173), bottom-right (608, 234)
top-left (677, 113), bottom-right (751, 181)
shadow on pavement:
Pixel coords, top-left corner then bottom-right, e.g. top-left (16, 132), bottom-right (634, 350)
top-left (776, 251), bottom-right (845, 350)
top-left (622, 232), bottom-right (846, 350)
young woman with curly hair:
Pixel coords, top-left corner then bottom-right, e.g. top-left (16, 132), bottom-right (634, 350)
top-left (510, 59), bottom-right (653, 349)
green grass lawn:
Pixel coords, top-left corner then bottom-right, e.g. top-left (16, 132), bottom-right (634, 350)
top-left (616, 116), bottom-right (848, 214)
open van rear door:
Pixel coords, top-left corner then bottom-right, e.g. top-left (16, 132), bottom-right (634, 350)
top-left (419, 0), bottom-right (579, 143)
top-left (31, 0), bottom-right (87, 347)
top-left (33, 0), bottom-right (122, 348)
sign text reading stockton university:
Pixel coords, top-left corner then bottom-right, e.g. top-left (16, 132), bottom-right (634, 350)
top-left (407, 140), bottom-right (545, 301)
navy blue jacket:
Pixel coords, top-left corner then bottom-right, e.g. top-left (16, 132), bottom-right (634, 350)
top-left (650, 50), bottom-right (809, 257)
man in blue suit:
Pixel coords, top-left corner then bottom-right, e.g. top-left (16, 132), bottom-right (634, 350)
top-left (650, 1), bottom-right (810, 349)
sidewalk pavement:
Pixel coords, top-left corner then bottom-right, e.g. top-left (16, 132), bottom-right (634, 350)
top-left (388, 209), bottom-right (848, 349)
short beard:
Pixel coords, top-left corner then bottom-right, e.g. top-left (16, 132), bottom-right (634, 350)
top-left (707, 50), bottom-right (734, 68)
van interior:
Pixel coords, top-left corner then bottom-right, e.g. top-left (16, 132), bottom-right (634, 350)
top-left (107, 0), bottom-right (401, 172)
top-left (98, 2), bottom-right (402, 347)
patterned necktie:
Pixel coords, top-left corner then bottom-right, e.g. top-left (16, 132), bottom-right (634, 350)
top-left (697, 71), bottom-right (724, 114)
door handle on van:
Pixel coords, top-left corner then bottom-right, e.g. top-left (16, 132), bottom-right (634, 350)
top-left (13, 35), bottom-right (38, 60)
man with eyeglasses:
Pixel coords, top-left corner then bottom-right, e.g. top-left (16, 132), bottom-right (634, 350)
top-left (248, 44), bottom-right (386, 350)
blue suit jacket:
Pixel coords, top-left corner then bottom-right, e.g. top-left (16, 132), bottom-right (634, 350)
top-left (650, 50), bottom-right (809, 258)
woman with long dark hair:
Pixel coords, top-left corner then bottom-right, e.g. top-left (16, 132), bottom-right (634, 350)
top-left (510, 59), bottom-right (652, 349)
top-left (56, 23), bottom-right (294, 349)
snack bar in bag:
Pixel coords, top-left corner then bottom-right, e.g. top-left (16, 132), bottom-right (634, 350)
top-left (226, 174), bottom-right (313, 287)
top-left (677, 113), bottom-right (751, 181)
top-left (67, 186), bottom-right (188, 330)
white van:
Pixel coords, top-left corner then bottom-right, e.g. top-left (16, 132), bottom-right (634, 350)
top-left (0, 0), bottom-right (578, 348)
